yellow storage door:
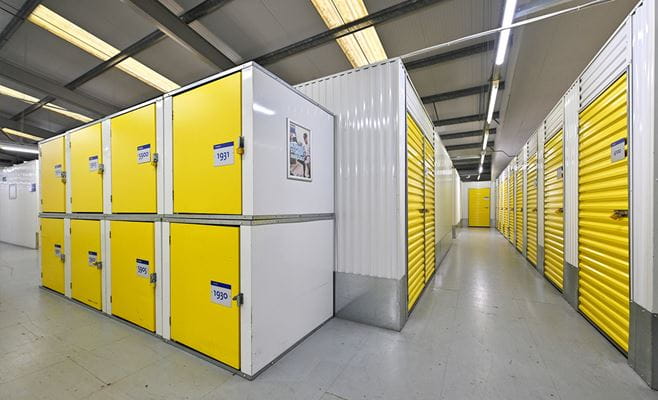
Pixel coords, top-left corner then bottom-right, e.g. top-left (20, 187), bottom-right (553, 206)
top-left (508, 176), bottom-right (514, 241)
top-left (544, 131), bottom-right (564, 289)
top-left (468, 188), bottom-right (490, 227)
top-left (503, 179), bottom-right (508, 236)
top-left (173, 73), bottom-right (242, 215)
top-left (170, 223), bottom-right (240, 368)
top-left (111, 104), bottom-right (157, 213)
top-left (578, 73), bottom-right (629, 351)
top-left (71, 123), bottom-right (103, 212)
top-left (498, 184), bottom-right (503, 231)
top-left (516, 168), bottom-right (523, 252)
top-left (527, 154), bottom-right (538, 266)
top-left (40, 218), bottom-right (65, 294)
top-left (71, 219), bottom-right (102, 309)
top-left (110, 221), bottom-right (156, 331)
top-left (39, 138), bottom-right (66, 212)
top-left (424, 138), bottom-right (436, 280)
top-left (406, 115), bottom-right (425, 311)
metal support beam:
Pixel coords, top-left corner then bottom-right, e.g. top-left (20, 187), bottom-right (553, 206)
top-left (453, 159), bottom-right (491, 168)
top-left (0, 0), bottom-right (42, 50)
top-left (0, 59), bottom-right (117, 116)
top-left (423, 81), bottom-right (504, 104)
top-left (405, 40), bottom-right (494, 71)
top-left (126, 0), bottom-right (235, 69)
top-left (254, 0), bottom-right (444, 66)
top-left (0, 115), bottom-right (55, 138)
top-left (446, 140), bottom-right (495, 151)
top-left (440, 128), bottom-right (496, 140)
top-left (435, 112), bottom-right (499, 126)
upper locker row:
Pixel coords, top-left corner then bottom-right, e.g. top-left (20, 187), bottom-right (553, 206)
top-left (40, 64), bottom-right (334, 217)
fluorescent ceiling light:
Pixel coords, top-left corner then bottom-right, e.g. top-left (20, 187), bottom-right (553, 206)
top-left (2, 128), bottom-right (43, 142)
top-left (311, 0), bottom-right (388, 67)
top-left (0, 83), bottom-right (92, 122)
top-left (478, 165), bottom-right (483, 174)
top-left (28, 5), bottom-right (179, 93)
top-left (495, 0), bottom-right (518, 65)
top-left (482, 130), bottom-right (489, 151)
top-left (480, 152), bottom-right (485, 165)
top-left (0, 144), bottom-right (39, 154)
top-left (487, 81), bottom-right (499, 123)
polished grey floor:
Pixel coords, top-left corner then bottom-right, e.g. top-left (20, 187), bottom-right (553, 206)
top-left (0, 228), bottom-right (656, 400)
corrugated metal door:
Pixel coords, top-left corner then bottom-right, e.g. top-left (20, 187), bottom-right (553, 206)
top-left (111, 104), bottom-right (157, 213)
top-left (40, 218), bottom-right (65, 294)
top-left (170, 223), bottom-right (240, 368)
top-left (503, 178), bottom-right (509, 238)
top-left (516, 168), bottom-right (523, 251)
top-left (508, 173), bottom-right (514, 242)
top-left (407, 115), bottom-right (425, 310)
top-left (70, 124), bottom-right (103, 212)
top-left (424, 138), bottom-right (436, 280)
top-left (527, 154), bottom-right (538, 266)
top-left (578, 73), bottom-right (629, 352)
top-left (110, 221), bottom-right (156, 331)
top-left (468, 188), bottom-right (490, 227)
top-left (71, 219), bottom-right (102, 310)
top-left (544, 130), bottom-right (564, 289)
top-left (173, 72), bottom-right (242, 214)
top-left (39, 138), bottom-right (66, 212)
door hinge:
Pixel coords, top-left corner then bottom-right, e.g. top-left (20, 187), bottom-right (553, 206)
top-left (233, 293), bottom-right (244, 306)
top-left (70, 282), bottom-right (72, 288)
top-left (109, 230), bottom-right (111, 238)
top-left (169, 316), bottom-right (171, 326)
top-left (110, 194), bottom-right (112, 203)
top-left (110, 295), bottom-right (112, 303)
top-left (168, 235), bottom-right (171, 245)
top-left (150, 272), bottom-right (157, 284)
top-left (237, 136), bottom-right (245, 155)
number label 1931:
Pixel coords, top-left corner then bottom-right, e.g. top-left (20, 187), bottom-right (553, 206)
top-left (136, 259), bottom-right (150, 278)
top-left (210, 281), bottom-right (231, 307)
top-left (213, 142), bottom-right (234, 167)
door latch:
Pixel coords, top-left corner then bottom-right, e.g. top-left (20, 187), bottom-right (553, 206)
top-left (151, 152), bottom-right (159, 166)
top-left (98, 164), bottom-right (105, 174)
top-left (236, 136), bottom-right (245, 155)
top-left (419, 208), bottom-right (427, 214)
top-left (93, 261), bottom-right (103, 269)
top-left (59, 254), bottom-right (65, 262)
top-left (60, 171), bottom-right (67, 183)
top-left (610, 209), bottom-right (629, 220)
top-left (232, 293), bottom-right (244, 306)
top-left (150, 273), bottom-right (157, 284)
top-left (555, 207), bottom-right (564, 214)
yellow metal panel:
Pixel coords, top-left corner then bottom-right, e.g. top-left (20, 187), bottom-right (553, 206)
top-left (424, 137), bottom-right (436, 280)
top-left (111, 104), bottom-right (157, 213)
top-left (507, 175), bottom-right (514, 241)
top-left (71, 219), bottom-right (102, 310)
top-left (503, 178), bottom-right (509, 237)
top-left (544, 130), bottom-right (564, 288)
top-left (406, 115), bottom-right (425, 311)
top-left (173, 73), bottom-right (242, 214)
top-left (110, 221), bottom-right (155, 331)
top-left (527, 154), bottom-right (538, 266)
top-left (578, 73), bottom-right (629, 352)
top-left (40, 218), bottom-right (65, 294)
top-left (468, 188), bottom-right (490, 227)
top-left (516, 167), bottom-right (523, 251)
top-left (39, 138), bottom-right (66, 212)
top-left (70, 123), bottom-right (103, 212)
top-left (170, 223), bottom-right (240, 368)
top-left (497, 183), bottom-right (503, 231)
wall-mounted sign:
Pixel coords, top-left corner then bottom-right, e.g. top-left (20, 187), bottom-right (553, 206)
top-left (556, 166), bottom-right (564, 180)
top-left (611, 138), bottom-right (627, 162)
top-left (287, 119), bottom-right (312, 182)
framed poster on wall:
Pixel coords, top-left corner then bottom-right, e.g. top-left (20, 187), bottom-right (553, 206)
top-left (8, 184), bottom-right (17, 200)
top-left (287, 119), bottom-right (311, 182)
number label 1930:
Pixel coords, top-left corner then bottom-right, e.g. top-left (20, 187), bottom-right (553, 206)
top-left (210, 281), bottom-right (231, 307)
top-left (136, 259), bottom-right (150, 278)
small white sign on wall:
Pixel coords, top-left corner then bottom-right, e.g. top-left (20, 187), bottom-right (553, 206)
top-left (610, 138), bottom-right (626, 162)
top-left (89, 155), bottom-right (99, 172)
top-left (287, 119), bottom-right (312, 182)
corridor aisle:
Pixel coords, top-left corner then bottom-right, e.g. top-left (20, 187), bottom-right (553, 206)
top-left (0, 231), bottom-right (655, 400)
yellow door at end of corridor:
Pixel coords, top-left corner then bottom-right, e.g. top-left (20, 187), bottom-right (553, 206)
top-left (71, 219), bottom-right (102, 310)
top-left (110, 221), bottom-right (156, 331)
top-left (424, 137), bottom-right (436, 280)
top-left (111, 104), bottom-right (157, 213)
top-left (578, 73), bottom-right (629, 352)
top-left (468, 188), bottom-right (490, 227)
top-left (406, 115), bottom-right (425, 311)
top-left (173, 72), bottom-right (242, 215)
top-left (544, 130), bottom-right (564, 289)
top-left (40, 218), bottom-right (65, 294)
top-left (170, 223), bottom-right (240, 369)
top-left (39, 138), bottom-right (66, 212)
top-left (70, 123), bottom-right (103, 212)
top-left (527, 154), bottom-right (538, 266)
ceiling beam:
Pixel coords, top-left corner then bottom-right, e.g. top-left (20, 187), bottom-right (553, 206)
top-left (439, 128), bottom-right (496, 140)
top-left (457, 168), bottom-right (490, 176)
top-left (435, 111), bottom-right (499, 126)
top-left (422, 81), bottom-right (504, 104)
top-left (0, 0), bottom-right (42, 50)
top-left (0, 59), bottom-right (118, 116)
top-left (453, 159), bottom-right (491, 168)
top-left (125, 0), bottom-right (234, 70)
top-left (405, 40), bottom-right (494, 71)
top-left (0, 114), bottom-right (55, 138)
top-left (446, 140), bottom-right (495, 151)
top-left (254, 0), bottom-right (445, 66)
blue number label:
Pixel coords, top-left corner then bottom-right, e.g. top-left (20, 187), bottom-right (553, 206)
top-left (137, 144), bottom-right (151, 164)
top-left (136, 259), bottom-right (150, 278)
top-left (210, 281), bottom-right (232, 307)
top-left (213, 142), bottom-right (234, 167)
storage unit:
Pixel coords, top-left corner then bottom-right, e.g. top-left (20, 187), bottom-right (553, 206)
top-left (468, 188), bottom-right (490, 227)
top-left (297, 59), bottom-right (452, 331)
top-left (508, 162), bottom-right (515, 243)
top-left (70, 123), bottom-right (103, 213)
top-left (527, 143), bottom-right (538, 266)
top-left (39, 137), bottom-right (66, 212)
top-left (544, 130), bottom-right (564, 289)
top-left (40, 217), bottom-right (65, 294)
top-left (515, 154), bottom-right (524, 253)
top-left (70, 219), bottom-right (103, 310)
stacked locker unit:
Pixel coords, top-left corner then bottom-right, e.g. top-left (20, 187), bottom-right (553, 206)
top-left (39, 63), bottom-right (335, 379)
top-left (297, 59), bottom-right (447, 331)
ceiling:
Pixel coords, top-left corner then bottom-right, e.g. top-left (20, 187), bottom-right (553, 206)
top-left (0, 0), bottom-right (639, 177)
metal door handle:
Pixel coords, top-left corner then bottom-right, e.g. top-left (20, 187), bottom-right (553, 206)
top-left (554, 208), bottom-right (563, 214)
top-left (610, 209), bottom-right (629, 220)
top-left (93, 261), bottom-right (103, 269)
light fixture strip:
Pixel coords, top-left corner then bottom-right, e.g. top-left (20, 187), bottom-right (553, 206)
top-left (2, 128), bottom-right (43, 141)
top-left (487, 81), bottom-right (499, 123)
top-left (482, 129), bottom-right (489, 151)
top-left (0, 144), bottom-right (39, 154)
top-left (495, 0), bottom-right (518, 65)
top-left (0, 83), bottom-right (92, 122)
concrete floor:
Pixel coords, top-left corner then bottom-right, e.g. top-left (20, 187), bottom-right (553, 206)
top-left (0, 228), bottom-right (656, 400)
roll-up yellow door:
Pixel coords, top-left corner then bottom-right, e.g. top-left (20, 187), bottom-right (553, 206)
top-left (468, 188), bottom-right (490, 227)
top-left (40, 218), bottom-right (65, 294)
top-left (424, 138), bottom-right (436, 280)
top-left (578, 73), bottom-right (629, 352)
top-left (502, 178), bottom-right (508, 238)
top-left (39, 138), bottom-right (66, 212)
top-left (110, 221), bottom-right (156, 331)
top-left (498, 183), bottom-right (503, 232)
top-left (544, 130), bottom-right (564, 289)
top-left (527, 154), bottom-right (538, 266)
top-left (71, 219), bottom-right (102, 310)
top-left (111, 104), bottom-right (157, 213)
top-left (407, 114), bottom-right (425, 311)
top-left (516, 167), bottom-right (523, 252)
top-left (508, 174), bottom-right (514, 242)
top-left (173, 72), bottom-right (242, 215)
top-left (170, 223), bottom-right (240, 369)
top-left (70, 123), bottom-right (103, 213)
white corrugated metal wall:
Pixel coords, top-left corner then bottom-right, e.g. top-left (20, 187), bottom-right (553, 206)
top-left (564, 84), bottom-right (580, 267)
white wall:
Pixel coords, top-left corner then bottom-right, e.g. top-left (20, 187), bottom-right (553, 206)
top-left (453, 169), bottom-right (461, 225)
top-left (460, 181), bottom-right (492, 219)
top-left (0, 160), bottom-right (39, 248)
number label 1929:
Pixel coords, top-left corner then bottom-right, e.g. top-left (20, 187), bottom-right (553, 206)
top-left (136, 259), bottom-right (150, 278)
